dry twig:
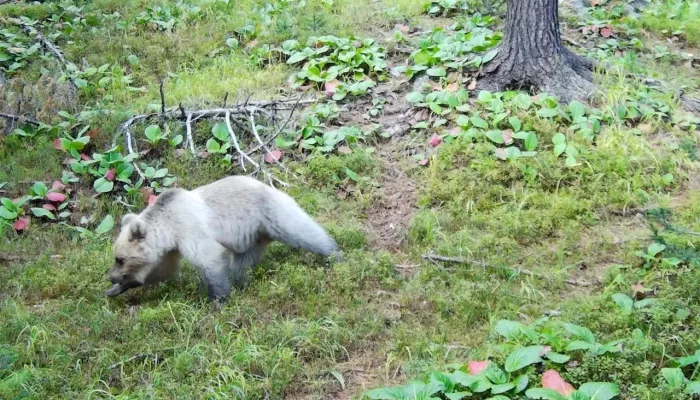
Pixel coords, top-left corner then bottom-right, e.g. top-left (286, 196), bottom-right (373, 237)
top-left (422, 252), bottom-right (594, 287)
top-left (0, 112), bottom-right (41, 127)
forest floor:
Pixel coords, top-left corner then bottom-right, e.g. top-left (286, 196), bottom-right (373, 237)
top-left (1, 0), bottom-right (699, 399)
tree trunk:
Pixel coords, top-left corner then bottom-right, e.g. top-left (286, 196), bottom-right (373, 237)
top-left (479, 0), bottom-right (596, 103)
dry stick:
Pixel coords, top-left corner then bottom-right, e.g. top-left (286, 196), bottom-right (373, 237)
top-left (248, 109), bottom-right (288, 172)
top-left (244, 95), bottom-right (305, 156)
top-left (185, 112), bottom-right (195, 154)
top-left (224, 110), bottom-right (259, 171)
top-left (422, 253), bottom-right (594, 287)
top-left (159, 79), bottom-right (166, 114)
top-left (6, 17), bottom-right (78, 89)
top-left (0, 112), bottom-right (41, 126)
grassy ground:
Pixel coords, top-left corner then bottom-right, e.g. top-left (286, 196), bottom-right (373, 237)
top-left (0, 0), bottom-right (699, 399)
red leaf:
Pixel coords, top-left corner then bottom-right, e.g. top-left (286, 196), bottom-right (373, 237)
top-left (590, 0), bottom-right (600, 6)
top-left (467, 80), bottom-right (477, 91)
top-left (141, 187), bottom-right (154, 198)
top-left (265, 150), bottom-right (282, 163)
top-left (51, 180), bottom-right (66, 192)
top-left (42, 203), bottom-right (56, 211)
top-left (495, 148), bottom-right (506, 160)
top-left (13, 217), bottom-right (30, 232)
top-left (80, 153), bottom-right (91, 161)
top-left (428, 134), bottom-right (443, 148)
top-left (540, 346), bottom-right (552, 356)
top-left (542, 370), bottom-right (575, 396)
top-left (468, 361), bottom-right (488, 375)
top-left (449, 126), bottom-right (462, 135)
top-left (199, 151), bottom-right (209, 159)
top-left (246, 39), bottom-right (259, 49)
top-left (105, 168), bottom-right (116, 182)
top-left (600, 27), bottom-right (613, 38)
top-left (418, 158), bottom-right (429, 166)
top-left (581, 26), bottom-right (590, 35)
top-left (325, 80), bottom-right (341, 97)
top-left (397, 24), bottom-right (409, 34)
top-left (445, 82), bottom-right (459, 92)
top-left (148, 195), bottom-right (157, 206)
top-left (502, 129), bottom-right (513, 145)
top-left (591, 25), bottom-right (600, 33)
top-left (53, 138), bottom-right (64, 150)
top-left (46, 192), bottom-right (67, 202)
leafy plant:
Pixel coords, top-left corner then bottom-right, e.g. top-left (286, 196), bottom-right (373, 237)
top-left (206, 122), bottom-right (232, 154)
top-left (660, 368), bottom-right (700, 395)
top-left (563, 323), bottom-right (623, 357)
top-left (611, 293), bottom-right (656, 313)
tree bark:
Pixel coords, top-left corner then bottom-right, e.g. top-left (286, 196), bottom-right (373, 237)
top-left (479, 0), bottom-right (596, 103)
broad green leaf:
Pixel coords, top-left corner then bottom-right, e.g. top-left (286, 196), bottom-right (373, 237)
top-left (612, 293), bottom-right (634, 312)
top-left (477, 91), bottom-right (493, 102)
top-left (514, 374), bottom-right (529, 393)
top-left (495, 320), bottom-right (524, 340)
top-left (686, 381), bottom-right (700, 395)
top-left (445, 392), bottom-right (472, 400)
top-left (661, 368), bottom-right (685, 389)
top-left (508, 116), bottom-right (522, 132)
top-left (514, 93), bottom-right (532, 110)
top-left (490, 383), bottom-right (515, 394)
top-left (93, 177), bottom-right (114, 193)
top-left (0, 206), bottom-right (18, 220)
top-left (456, 115), bottom-right (470, 127)
top-left (95, 215), bottom-right (115, 234)
top-left (485, 365), bottom-right (509, 385)
top-left (647, 242), bottom-right (666, 257)
top-left (482, 49), bottom-right (499, 63)
top-left (470, 116), bottom-right (488, 129)
top-left (522, 132), bottom-right (538, 151)
top-left (206, 138), bottom-right (221, 153)
top-left (287, 52), bottom-right (307, 64)
top-left (365, 386), bottom-right (406, 399)
top-left (566, 340), bottom-right (594, 352)
top-left (31, 208), bottom-right (56, 220)
top-left (426, 67), bottom-right (446, 77)
top-left (544, 352), bottom-right (570, 364)
top-left (212, 122), bottom-right (229, 142)
top-left (504, 346), bottom-right (544, 372)
top-left (537, 108), bottom-right (559, 118)
top-left (568, 101), bottom-right (586, 120)
top-left (485, 130), bottom-right (504, 144)
top-left (563, 323), bottom-right (596, 344)
top-left (552, 133), bottom-right (566, 145)
top-left (405, 91), bottom-right (424, 103)
top-left (525, 388), bottom-right (568, 400)
top-left (578, 382), bottom-right (620, 400)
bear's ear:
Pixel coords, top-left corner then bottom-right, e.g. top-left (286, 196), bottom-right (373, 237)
top-left (129, 219), bottom-right (146, 241)
top-left (121, 213), bottom-right (138, 227)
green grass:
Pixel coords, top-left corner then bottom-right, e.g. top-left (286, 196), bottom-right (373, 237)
top-left (1, 0), bottom-right (699, 399)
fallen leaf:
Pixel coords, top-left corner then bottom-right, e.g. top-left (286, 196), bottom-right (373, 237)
top-left (265, 150), bottom-right (282, 163)
top-left (540, 346), bottom-right (552, 356)
top-left (397, 24), bottom-right (409, 34)
top-left (42, 203), bottom-right (56, 211)
top-left (418, 158), bottom-right (429, 166)
top-left (53, 138), bottom-right (64, 150)
top-left (148, 195), bottom-right (157, 206)
top-left (325, 80), bottom-right (341, 97)
top-left (468, 361), bottom-right (489, 375)
top-left (445, 82), bottom-right (459, 92)
top-left (51, 181), bottom-right (66, 192)
top-left (502, 129), bottom-right (513, 145)
top-left (199, 151), bottom-right (209, 159)
top-left (600, 27), bottom-right (613, 38)
top-left (80, 153), bottom-right (91, 161)
top-left (174, 149), bottom-right (186, 158)
top-left (105, 168), bottom-right (116, 182)
top-left (591, 25), bottom-right (600, 33)
top-left (46, 192), bottom-right (67, 202)
top-left (581, 26), bottom-right (590, 35)
top-left (428, 134), bottom-right (442, 147)
top-left (448, 126), bottom-right (462, 135)
top-left (467, 80), bottom-right (477, 91)
top-left (338, 145), bottom-right (352, 155)
top-left (590, 0), bottom-right (600, 6)
top-left (13, 217), bottom-right (30, 232)
top-left (246, 39), bottom-right (258, 48)
top-left (141, 187), bottom-right (154, 198)
top-left (430, 81), bottom-right (441, 91)
top-left (542, 370), bottom-right (575, 396)
top-left (637, 123), bottom-right (654, 135)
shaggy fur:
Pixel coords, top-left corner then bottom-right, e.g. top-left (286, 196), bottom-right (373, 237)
top-left (105, 176), bottom-right (341, 300)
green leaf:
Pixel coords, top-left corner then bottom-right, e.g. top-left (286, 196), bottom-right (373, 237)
top-left (544, 352), bottom-right (570, 364)
top-left (525, 388), bottom-right (568, 400)
top-left (554, 143), bottom-right (567, 157)
top-left (568, 100), bottom-right (586, 120)
top-left (426, 67), bottom-right (446, 77)
top-left (509, 116), bottom-right (522, 132)
top-left (95, 215), bottom-right (115, 235)
top-left (686, 381), bottom-right (700, 395)
top-left (212, 122), bottom-right (229, 142)
top-left (31, 181), bottom-right (48, 197)
top-left (522, 132), bottom-right (538, 151)
top-left (429, 102), bottom-right (444, 115)
top-left (477, 91), bottom-right (493, 102)
top-left (612, 293), bottom-right (634, 312)
top-left (226, 38), bottom-right (239, 48)
top-left (537, 108), bottom-right (559, 118)
top-left (470, 116), bottom-right (488, 129)
top-left (485, 130), bottom-right (504, 144)
top-left (445, 392), bottom-right (472, 400)
top-left (566, 341), bottom-right (594, 352)
top-left (514, 374), bottom-right (529, 393)
top-left (514, 93), bottom-right (532, 110)
top-left (31, 207), bottom-right (56, 220)
top-left (485, 365), bottom-right (509, 385)
top-left (490, 383), bottom-right (515, 394)
top-left (482, 49), bottom-right (498, 63)
top-left (504, 346), bottom-right (544, 372)
top-left (552, 133), bottom-right (566, 145)
top-left (647, 242), bottom-right (666, 257)
top-left (93, 177), bottom-right (114, 193)
top-left (578, 383), bottom-right (620, 400)
top-left (661, 368), bottom-right (685, 389)
top-left (206, 138), bottom-right (221, 153)
top-left (495, 320), bottom-right (524, 340)
top-left (74, 77), bottom-right (88, 88)
top-left (0, 206), bottom-right (18, 220)
top-left (144, 125), bottom-right (162, 141)
top-left (405, 91), bottom-right (425, 104)
top-left (456, 115), bottom-right (470, 127)
top-left (127, 54), bottom-right (139, 65)
top-left (287, 52), bottom-right (307, 64)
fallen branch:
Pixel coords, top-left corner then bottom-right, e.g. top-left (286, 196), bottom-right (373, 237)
top-left (117, 97), bottom-right (316, 186)
top-left (4, 17), bottom-right (78, 89)
top-left (0, 112), bottom-right (41, 127)
top-left (422, 252), bottom-right (594, 287)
